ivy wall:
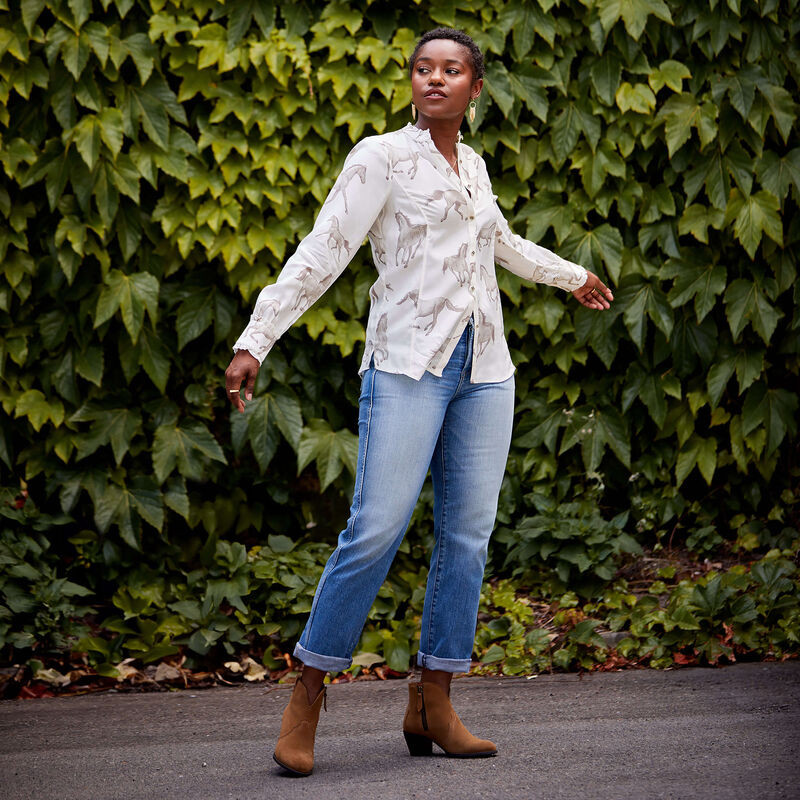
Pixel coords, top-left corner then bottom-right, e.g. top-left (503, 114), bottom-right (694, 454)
top-left (1, 0), bottom-right (798, 666)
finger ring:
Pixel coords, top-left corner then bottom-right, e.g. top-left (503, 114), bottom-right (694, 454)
top-left (228, 389), bottom-right (240, 393)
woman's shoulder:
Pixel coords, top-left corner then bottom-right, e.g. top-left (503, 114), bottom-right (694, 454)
top-left (348, 127), bottom-right (412, 158)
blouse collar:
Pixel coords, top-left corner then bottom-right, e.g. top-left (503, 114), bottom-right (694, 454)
top-left (403, 122), bottom-right (464, 146)
top-left (402, 123), bottom-right (471, 191)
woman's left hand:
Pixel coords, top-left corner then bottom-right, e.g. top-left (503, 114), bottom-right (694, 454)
top-left (572, 270), bottom-right (614, 310)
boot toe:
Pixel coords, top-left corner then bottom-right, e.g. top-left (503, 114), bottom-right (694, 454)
top-left (446, 739), bottom-right (497, 758)
top-left (273, 747), bottom-right (314, 776)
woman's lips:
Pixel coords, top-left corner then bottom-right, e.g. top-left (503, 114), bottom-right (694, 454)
top-left (424, 91), bottom-right (447, 98)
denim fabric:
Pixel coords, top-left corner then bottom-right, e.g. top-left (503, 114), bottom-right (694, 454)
top-left (293, 320), bottom-right (515, 674)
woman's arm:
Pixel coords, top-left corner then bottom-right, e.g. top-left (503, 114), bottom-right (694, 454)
top-left (226, 138), bottom-right (391, 410)
top-left (477, 150), bottom-right (612, 309)
top-left (493, 203), bottom-right (613, 309)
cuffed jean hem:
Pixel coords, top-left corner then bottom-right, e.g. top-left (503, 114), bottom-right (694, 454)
top-left (293, 643), bottom-right (352, 673)
top-left (416, 651), bottom-right (471, 674)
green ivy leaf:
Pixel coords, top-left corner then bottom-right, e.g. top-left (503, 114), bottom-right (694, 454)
top-left (663, 257), bottom-right (726, 322)
top-left (676, 434), bottom-right (717, 486)
top-left (485, 62), bottom-right (515, 117)
top-left (741, 383), bottom-right (798, 456)
top-left (297, 418), bottom-right (358, 492)
top-left (152, 420), bottom-right (227, 483)
top-left (656, 94), bottom-right (718, 157)
top-left (72, 406), bottom-right (141, 465)
top-left (14, 389), bottom-right (65, 431)
top-left (94, 269), bottom-right (160, 343)
top-left (615, 82), bottom-right (656, 114)
top-left (164, 477), bottom-right (190, 521)
top-left (735, 348), bottom-right (764, 393)
top-left (757, 81), bottom-right (797, 144)
top-left (232, 386), bottom-right (303, 473)
top-left (755, 149), bottom-right (800, 201)
top-left (726, 189), bottom-right (783, 257)
top-left (176, 286), bottom-right (216, 351)
top-left (648, 59), bottom-right (690, 93)
top-left (597, 0), bottom-right (673, 40)
top-left (616, 277), bottom-right (674, 349)
top-left (560, 406), bottom-right (631, 470)
top-left (724, 279), bottom-right (782, 344)
top-left (21, 0), bottom-right (45, 34)
top-left (136, 326), bottom-right (172, 392)
top-left (72, 115), bottom-right (101, 170)
top-left (677, 204), bottom-right (724, 244)
top-left (706, 355), bottom-right (735, 409)
top-left (590, 51), bottom-right (622, 106)
top-left (562, 223), bottom-right (623, 284)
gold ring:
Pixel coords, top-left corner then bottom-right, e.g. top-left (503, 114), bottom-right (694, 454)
top-left (228, 389), bottom-right (240, 393)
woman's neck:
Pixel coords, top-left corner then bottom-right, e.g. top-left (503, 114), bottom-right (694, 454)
top-left (414, 117), bottom-right (461, 162)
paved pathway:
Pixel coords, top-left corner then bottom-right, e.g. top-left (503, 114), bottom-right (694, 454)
top-left (1, 661), bottom-right (798, 799)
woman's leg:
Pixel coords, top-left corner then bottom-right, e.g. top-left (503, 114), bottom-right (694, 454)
top-left (401, 365), bottom-right (513, 758)
top-left (417, 372), bottom-right (515, 673)
top-left (276, 361), bottom-right (459, 776)
top-left (293, 360), bottom-right (460, 672)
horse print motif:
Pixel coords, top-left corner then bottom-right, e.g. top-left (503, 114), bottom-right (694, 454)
top-left (476, 221), bottom-right (496, 249)
top-left (370, 313), bottom-right (389, 363)
top-left (431, 189), bottom-right (468, 222)
top-left (480, 263), bottom-right (499, 305)
top-left (442, 243), bottom-right (470, 286)
top-left (395, 211), bottom-right (427, 267)
top-left (426, 329), bottom-right (464, 365)
top-left (318, 215), bottom-right (350, 260)
top-left (475, 307), bottom-right (496, 356)
top-left (397, 290), bottom-right (464, 334)
top-left (329, 164), bottom-right (366, 213)
top-left (253, 297), bottom-right (280, 323)
top-left (247, 329), bottom-right (276, 358)
top-left (368, 206), bottom-right (389, 265)
top-left (291, 266), bottom-right (334, 311)
top-left (386, 148), bottom-right (420, 180)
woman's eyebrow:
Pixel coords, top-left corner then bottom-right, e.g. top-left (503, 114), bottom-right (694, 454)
top-left (415, 57), bottom-right (466, 65)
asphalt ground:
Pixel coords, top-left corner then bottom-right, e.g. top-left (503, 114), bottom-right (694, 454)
top-left (1, 660), bottom-right (798, 800)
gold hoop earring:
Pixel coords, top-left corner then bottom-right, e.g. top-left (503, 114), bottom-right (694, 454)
top-left (468, 99), bottom-right (477, 123)
top-left (411, 103), bottom-right (417, 121)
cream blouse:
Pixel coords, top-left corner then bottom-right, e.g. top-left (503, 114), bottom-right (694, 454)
top-left (233, 123), bottom-right (588, 383)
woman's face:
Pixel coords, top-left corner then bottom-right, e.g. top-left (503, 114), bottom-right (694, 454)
top-left (410, 39), bottom-right (482, 124)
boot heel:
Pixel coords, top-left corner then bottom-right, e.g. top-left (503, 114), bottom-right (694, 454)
top-left (404, 731), bottom-right (433, 756)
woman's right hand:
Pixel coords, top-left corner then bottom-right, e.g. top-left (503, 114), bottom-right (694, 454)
top-left (225, 350), bottom-right (260, 413)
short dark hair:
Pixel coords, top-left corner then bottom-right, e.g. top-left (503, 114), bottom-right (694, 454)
top-left (408, 28), bottom-right (485, 81)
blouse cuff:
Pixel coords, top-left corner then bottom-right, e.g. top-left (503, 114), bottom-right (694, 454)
top-left (232, 321), bottom-right (279, 364)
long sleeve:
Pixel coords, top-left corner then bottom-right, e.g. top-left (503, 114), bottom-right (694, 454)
top-left (233, 138), bottom-right (392, 363)
top-left (491, 195), bottom-right (588, 293)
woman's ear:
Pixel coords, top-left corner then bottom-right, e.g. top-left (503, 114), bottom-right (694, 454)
top-left (472, 77), bottom-right (483, 98)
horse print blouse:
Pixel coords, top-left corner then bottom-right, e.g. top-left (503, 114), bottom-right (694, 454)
top-left (233, 123), bottom-right (588, 383)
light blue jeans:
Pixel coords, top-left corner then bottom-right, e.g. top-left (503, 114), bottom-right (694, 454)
top-left (293, 320), bottom-right (515, 673)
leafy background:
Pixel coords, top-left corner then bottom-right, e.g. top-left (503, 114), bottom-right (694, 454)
top-left (1, 0), bottom-right (798, 690)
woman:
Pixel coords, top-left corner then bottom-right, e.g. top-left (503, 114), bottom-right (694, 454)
top-left (225, 28), bottom-right (613, 775)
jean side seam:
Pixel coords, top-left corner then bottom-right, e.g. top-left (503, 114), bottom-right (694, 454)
top-left (425, 423), bottom-right (448, 659)
top-left (303, 369), bottom-right (375, 644)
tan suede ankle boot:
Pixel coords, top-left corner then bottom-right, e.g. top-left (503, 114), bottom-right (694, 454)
top-left (402, 681), bottom-right (497, 757)
top-left (273, 679), bottom-right (327, 776)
